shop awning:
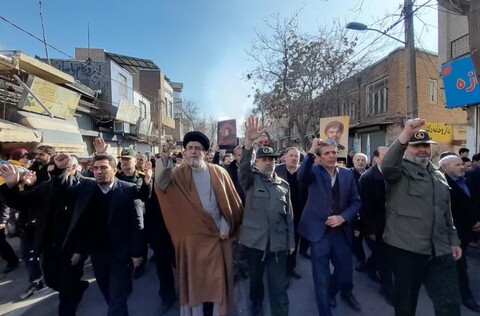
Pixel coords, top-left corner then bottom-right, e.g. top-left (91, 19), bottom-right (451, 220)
top-left (10, 111), bottom-right (87, 153)
top-left (0, 119), bottom-right (42, 143)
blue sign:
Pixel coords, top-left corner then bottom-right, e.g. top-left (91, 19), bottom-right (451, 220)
top-left (441, 55), bottom-right (480, 108)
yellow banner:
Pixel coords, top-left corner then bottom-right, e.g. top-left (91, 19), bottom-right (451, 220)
top-left (19, 75), bottom-right (80, 119)
top-left (424, 122), bottom-right (452, 143)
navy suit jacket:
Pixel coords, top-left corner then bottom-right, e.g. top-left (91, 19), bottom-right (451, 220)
top-left (297, 154), bottom-right (361, 243)
top-left (61, 177), bottom-right (144, 258)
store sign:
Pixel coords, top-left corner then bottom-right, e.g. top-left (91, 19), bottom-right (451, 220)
top-left (424, 121), bottom-right (452, 143)
top-left (18, 75), bottom-right (80, 119)
top-left (441, 55), bottom-right (480, 108)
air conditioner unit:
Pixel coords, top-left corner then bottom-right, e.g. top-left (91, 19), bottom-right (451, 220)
top-left (113, 121), bottom-right (130, 134)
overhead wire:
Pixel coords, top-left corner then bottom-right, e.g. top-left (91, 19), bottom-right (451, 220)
top-left (0, 14), bottom-right (171, 113)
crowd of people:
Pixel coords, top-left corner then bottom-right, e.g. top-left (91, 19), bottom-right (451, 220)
top-left (0, 116), bottom-right (479, 316)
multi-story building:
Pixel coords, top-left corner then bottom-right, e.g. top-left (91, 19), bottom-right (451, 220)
top-left (438, 8), bottom-right (480, 152)
top-left (170, 81), bottom-right (185, 143)
top-left (282, 48), bottom-right (466, 160)
top-left (49, 51), bottom-right (140, 156)
top-left (94, 49), bottom-right (177, 152)
top-left (0, 50), bottom-right (97, 155)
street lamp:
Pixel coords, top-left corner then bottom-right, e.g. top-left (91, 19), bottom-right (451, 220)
top-left (345, 22), bottom-right (406, 44)
top-left (346, 0), bottom-right (418, 119)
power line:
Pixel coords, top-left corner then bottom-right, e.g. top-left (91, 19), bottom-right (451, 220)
top-left (0, 14), bottom-right (170, 112)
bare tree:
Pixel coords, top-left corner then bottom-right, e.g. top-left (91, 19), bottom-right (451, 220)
top-left (438, 0), bottom-right (480, 82)
top-left (181, 98), bottom-right (218, 143)
top-left (246, 12), bottom-right (363, 149)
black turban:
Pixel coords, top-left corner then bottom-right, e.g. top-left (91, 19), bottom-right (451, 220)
top-left (183, 131), bottom-right (210, 151)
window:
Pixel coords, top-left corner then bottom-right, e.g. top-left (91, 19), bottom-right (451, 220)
top-left (366, 78), bottom-right (388, 116)
top-left (451, 34), bottom-right (470, 59)
top-left (118, 74), bottom-right (128, 97)
top-left (428, 79), bottom-right (438, 103)
top-left (341, 96), bottom-right (357, 121)
top-left (168, 100), bottom-right (173, 118)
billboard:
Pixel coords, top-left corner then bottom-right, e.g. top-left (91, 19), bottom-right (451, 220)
top-left (441, 55), bottom-right (480, 108)
top-left (319, 116), bottom-right (350, 158)
top-left (217, 119), bottom-right (237, 149)
top-left (18, 75), bottom-right (80, 119)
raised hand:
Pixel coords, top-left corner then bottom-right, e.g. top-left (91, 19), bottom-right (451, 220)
top-left (399, 118), bottom-right (426, 144)
top-left (244, 116), bottom-right (267, 149)
top-left (93, 138), bottom-right (108, 154)
top-left (54, 153), bottom-right (72, 170)
top-left (160, 142), bottom-right (172, 162)
top-left (144, 161), bottom-right (153, 184)
top-left (23, 171), bottom-right (37, 186)
top-left (309, 138), bottom-right (322, 155)
top-left (0, 164), bottom-right (20, 188)
top-left (404, 118), bottom-right (426, 135)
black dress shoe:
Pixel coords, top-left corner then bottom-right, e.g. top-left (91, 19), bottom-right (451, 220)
top-left (18, 280), bottom-right (44, 301)
top-left (299, 250), bottom-right (311, 259)
top-left (329, 296), bottom-right (337, 308)
top-left (463, 298), bottom-right (480, 313)
top-left (340, 291), bottom-right (361, 311)
top-left (288, 269), bottom-right (302, 279)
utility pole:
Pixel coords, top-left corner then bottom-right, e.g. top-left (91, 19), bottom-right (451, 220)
top-left (405, 0), bottom-right (418, 119)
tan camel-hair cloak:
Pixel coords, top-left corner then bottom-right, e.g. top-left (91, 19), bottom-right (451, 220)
top-left (154, 162), bottom-right (243, 315)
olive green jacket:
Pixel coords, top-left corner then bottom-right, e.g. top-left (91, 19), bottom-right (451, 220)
top-left (238, 148), bottom-right (295, 252)
top-left (382, 139), bottom-right (460, 256)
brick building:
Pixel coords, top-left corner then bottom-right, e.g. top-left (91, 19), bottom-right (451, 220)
top-left (319, 47), bottom-right (466, 160)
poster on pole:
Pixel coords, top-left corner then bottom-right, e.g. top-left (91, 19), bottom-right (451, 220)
top-left (217, 119), bottom-right (237, 149)
top-left (319, 116), bottom-right (350, 158)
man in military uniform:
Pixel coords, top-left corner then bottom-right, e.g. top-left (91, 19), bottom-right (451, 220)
top-left (116, 148), bottom-right (152, 279)
top-left (239, 116), bottom-right (295, 316)
top-left (116, 148), bottom-right (152, 202)
top-left (382, 118), bottom-right (462, 316)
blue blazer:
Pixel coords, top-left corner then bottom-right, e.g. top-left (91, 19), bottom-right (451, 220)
top-left (297, 154), bottom-right (361, 243)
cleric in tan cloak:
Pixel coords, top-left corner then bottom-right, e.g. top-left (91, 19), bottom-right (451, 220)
top-left (154, 131), bottom-right (243, 316)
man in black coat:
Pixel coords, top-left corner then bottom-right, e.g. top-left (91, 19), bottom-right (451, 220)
top-left (275, 146), bottom-right (302, 279)
top-left (145, 186), bottom-right (176, 315)
top-left (0, 157), bottom-right (88, 315)
top-left (358, 146), bottom-right (393, 305)
top-left (56, 153), bottom-right (144, 316)
top-left (441, 155), bottom-right (480, 313)
top-left (224, 145), bottom-right (248, 281)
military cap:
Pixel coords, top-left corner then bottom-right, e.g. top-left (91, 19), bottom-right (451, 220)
top-left (408, 130), bottom-right (437, 145)
top-left (118, 148), bottom-right (136, 158)
top-left (183, 131), bottom-right (210, 151)
top-left (256, 146), bottom-right (280, 158)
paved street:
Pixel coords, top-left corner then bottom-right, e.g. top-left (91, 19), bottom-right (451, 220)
top-left (1, 236), bottom-right (480, 316)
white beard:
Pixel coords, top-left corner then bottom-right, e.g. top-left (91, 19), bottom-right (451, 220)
top-left (189, 159), bottom-right (206, 170)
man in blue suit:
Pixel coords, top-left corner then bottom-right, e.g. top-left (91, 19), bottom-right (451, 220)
top-left (298, 139), bottom-right (362, 315)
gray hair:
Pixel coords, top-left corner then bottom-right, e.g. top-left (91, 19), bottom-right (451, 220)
top-left (439, 155), bottom-right (461, 168)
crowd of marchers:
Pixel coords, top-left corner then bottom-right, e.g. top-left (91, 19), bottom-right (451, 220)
top-left (0, 116), bottom-right (479, 316)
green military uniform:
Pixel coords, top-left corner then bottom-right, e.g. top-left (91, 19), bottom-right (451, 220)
top-left (115, 170), bottom-right (151, 202)
top-left (381, 133), bottom-right (461, 316)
